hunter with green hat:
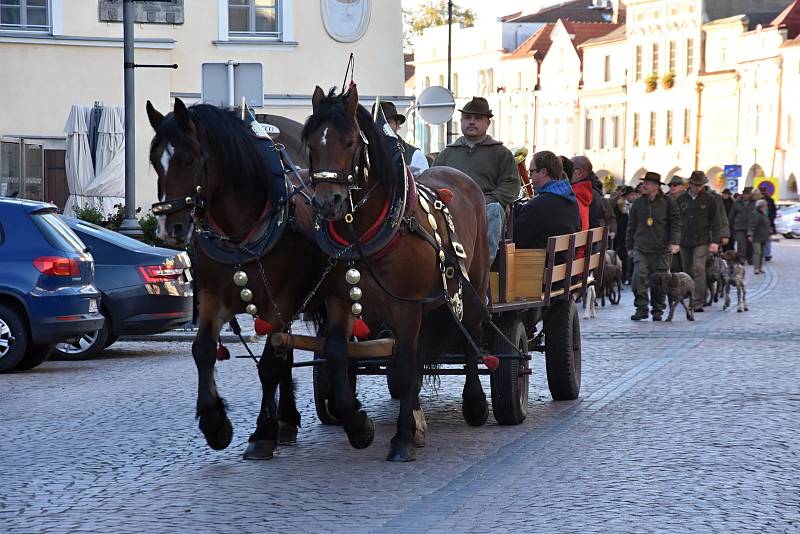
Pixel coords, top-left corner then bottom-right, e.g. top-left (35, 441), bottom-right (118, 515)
top-left (676, 170), bottom-right (723, 312)
top-left (432, 96), bottom-right (519, 264)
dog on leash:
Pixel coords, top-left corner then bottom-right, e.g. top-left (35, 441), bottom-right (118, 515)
top-left (723, 250), bottom-right (748, 312)
top-left (705, 253), bottom-right (728, 306)
top-left (649, 272), bottom-right (695, 321)
top-left (583, 283), bottom-right (597, 319)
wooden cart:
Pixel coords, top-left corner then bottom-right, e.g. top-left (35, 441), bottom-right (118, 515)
top-left (273, 227), bottom-right (608, 426)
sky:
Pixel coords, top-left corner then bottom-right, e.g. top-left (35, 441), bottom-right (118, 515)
top-left (401, 0), bottom-right (557, 21)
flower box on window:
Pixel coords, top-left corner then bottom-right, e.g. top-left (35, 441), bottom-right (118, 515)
top-left (662, 71), bottom-right (676, 89)
top-left (645, 73), bottom-right (658, 92)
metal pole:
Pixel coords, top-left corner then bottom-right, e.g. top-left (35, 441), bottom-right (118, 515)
top-left (119, 0), bottom-right (142, 237)
top-left (446, 0), bottom-right (453, 145)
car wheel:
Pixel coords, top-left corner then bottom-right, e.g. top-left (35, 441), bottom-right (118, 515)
top-left (0, 303), bottom-right (29, 373)
top-left (15, 344), bottom-right (55, 371)
top-left (52, 316), bottom-right (110, 361)
top-left (104, 335), bottom-right (119, 349)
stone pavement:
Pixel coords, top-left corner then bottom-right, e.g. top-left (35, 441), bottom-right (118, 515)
top-left (1, 242), bottom-right (799, 533)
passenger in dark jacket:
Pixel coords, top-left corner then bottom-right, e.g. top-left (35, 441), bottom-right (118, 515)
top-left (676, 171), bottom-right (722, 311)
top-left (758, 184), bottom-right (777, 261)
top-left (626, 172), bottom-right (681, 321)
top-left (514, 151), bottom-right (580, 249)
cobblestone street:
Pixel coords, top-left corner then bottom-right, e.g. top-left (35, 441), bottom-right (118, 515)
top-left (2, 241), bottom-right (799, 533)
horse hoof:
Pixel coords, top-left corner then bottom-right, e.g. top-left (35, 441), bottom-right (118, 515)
top-left (462, 397), bottom-right (489, 427)
top-left (386, 441), bottom-right (416, 462)
top-left (278, 422), bottom-right (298, 445)
top-left (199, 414), bottom-right (233, 451)
top-left (243, 440), bottom-right (276, 460)
top-left (347, 415), bottom-right (375, 450)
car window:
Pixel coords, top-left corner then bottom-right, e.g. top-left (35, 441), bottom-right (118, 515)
top-left (72, 220), bottom-right (152, 250)
top-left (31, 212), bottom-right (87, 254)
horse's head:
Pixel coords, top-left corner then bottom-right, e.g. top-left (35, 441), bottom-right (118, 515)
top-left (146, 98), bottom-right (205, 246)
top-left (303, 86), bottom-right (366, 221)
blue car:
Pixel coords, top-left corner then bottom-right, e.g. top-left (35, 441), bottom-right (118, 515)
top-left (53, 218), bottom-right (194, 360)
top-left (0, 198), bottom-right (104, 373)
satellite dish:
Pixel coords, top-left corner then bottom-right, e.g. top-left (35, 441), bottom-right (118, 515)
top-left (413, 86), bottom-right (455, 125)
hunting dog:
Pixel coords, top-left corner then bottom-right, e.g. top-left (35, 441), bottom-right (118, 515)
top-left (583, 251), bottom-right (624, 319)
top-left (649, 272), bottom-right (695, 321)
top-left (705, 252), bottom-right (728, 306)
top-left (723, 250), bottom-right (748, 312)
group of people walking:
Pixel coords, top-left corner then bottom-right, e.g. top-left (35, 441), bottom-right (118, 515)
top-left (612, 172), bottom-right (776, 321)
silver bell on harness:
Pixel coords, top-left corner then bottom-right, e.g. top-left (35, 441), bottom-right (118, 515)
top-left (345, 268), bottom-right (361, 285)
top-left (240, 288), bottom-right (253, 302)
top-left (246, 304), bottom-right (258, 316)
top-left (233, 270), bottom-right (248, 287)
top-left (349, 286), bottom-right (362, 301)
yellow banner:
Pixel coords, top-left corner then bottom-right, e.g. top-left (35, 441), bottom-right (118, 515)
top-left (754, 177), bottom-right (779, 201)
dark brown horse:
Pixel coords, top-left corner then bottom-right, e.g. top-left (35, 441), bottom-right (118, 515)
top-left (146, 99), bottom-right (324, 460)
top-left (302, 86), bottom-right (491, 461)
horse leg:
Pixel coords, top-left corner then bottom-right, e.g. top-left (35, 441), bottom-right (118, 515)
top-left (461, 320), bottom-right (489, 428)
top-left (277, 350), bottom-right (301, 445)
top-left (244, 342), bottom-right (283, 460)
top-left (388, 312), bottom-right (423, 461)
top-left (324, 313), bottom-right (374, 450)
top-left (193, 302), bottom-right (233, 451)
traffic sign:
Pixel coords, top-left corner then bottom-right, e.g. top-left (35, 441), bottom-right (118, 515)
top-left (201, 62), bottom-right (264, 108)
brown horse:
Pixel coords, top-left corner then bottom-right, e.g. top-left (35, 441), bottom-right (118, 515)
top-left (302, 86), bottom-right (490, 461)
top-left (146, 99), bottom-right (325, 460)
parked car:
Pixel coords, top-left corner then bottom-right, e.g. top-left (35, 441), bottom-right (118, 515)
top-left (775, 204), bottom-right (800, 238)
top-left (0, 199), bottom-right (104, 373)
top-left (52, 218), bottom-right (193, 360)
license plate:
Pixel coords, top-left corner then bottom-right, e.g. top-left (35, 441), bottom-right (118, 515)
top-left (89, 299), bottom-right (98, 313)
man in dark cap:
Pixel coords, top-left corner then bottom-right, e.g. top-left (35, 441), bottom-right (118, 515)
top-left (730, 186), bottom-right (755, 259)
top-left (668, 175), bottom-right (686, 200)
top-left (433, 96), bottom-right (520, 263)
top-left (373, 100), bottom-right (429, 177)
top-left (721, 188), bottom-right (735, 251)
top-left (676, 171), bottom-right (722, 312)
top-left (758, 183), bottom-right (777, 261)
top-left (626, 171), bottom-right (681, 321)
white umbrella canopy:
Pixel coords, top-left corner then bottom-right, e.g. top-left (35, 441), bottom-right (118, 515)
top-left (84, 106), bottom-right (125, 214)
top-left (63, 106), bottom-right (96, 217)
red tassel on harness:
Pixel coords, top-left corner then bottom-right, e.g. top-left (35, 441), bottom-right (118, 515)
top-left (254, 317), bottom-right (273, 336)
top-left (436, 188), bottom-right (454, 204)
top-left (482, 355), bottom-right (500, 371)
top-left (216, 343), bottom-right (230, 361)
top-left (352, 319), bottom-right (371, 339)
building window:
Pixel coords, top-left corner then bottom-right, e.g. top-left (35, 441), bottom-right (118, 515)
top-left (453, 73), bottom-right (459, 96)
top-left (649, 111), bottom-right (656, 146)
top-left (599, 117), bottom-right (607, 149)
top-left (635, 45), bottom-right (642, 81)
top-left (516, 72), bottom-right (522, 90)
top-left (652, 43), bottom-right (660, 74)
top-left (585, 117), bottom-right (593, 150)
top-left (0, 0), bottom-right (49, 32)
top-left (666, 110), bottom-right (673, 145)
top-left (542, 119), bottom-right (549, 146)
top-left (788, 114), bottom-right (794, 145)
top-left (229, 0), bottom-right (280, 38)
top-left (668, 41), bottom-right (676, 72)
top-left (683, 108), bottom-right (691, 143)
top-left (686, 38), bottom-right (694, 75)
top-left (612, 115), bottom-right (620, 148)
top-left (604, 55), bottom-right (611, 82)
top-left (633, 112), bottom-right (640, 147)
top-left (1, 139), bottom-right (43, 201)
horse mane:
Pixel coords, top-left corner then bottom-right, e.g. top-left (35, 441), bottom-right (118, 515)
top-left (301, 87), bottom-right (395, 187)
top-left (155, 104), bottom-right (271, 197)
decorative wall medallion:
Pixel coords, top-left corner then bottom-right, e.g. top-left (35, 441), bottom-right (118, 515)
top-left (320, 0), bottom-right (372, 43)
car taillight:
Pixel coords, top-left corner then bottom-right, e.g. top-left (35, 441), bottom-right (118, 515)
top-left (137, 265), bottom-right (183, 283)
top-left (33, 256), bottom-right (81, 277)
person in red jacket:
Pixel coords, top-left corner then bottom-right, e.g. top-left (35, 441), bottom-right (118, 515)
top-left (571, 155), bottom-right (611, 231)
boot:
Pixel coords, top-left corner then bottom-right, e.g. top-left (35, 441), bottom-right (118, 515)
top-left (630, 309), bottom-right (649, 321)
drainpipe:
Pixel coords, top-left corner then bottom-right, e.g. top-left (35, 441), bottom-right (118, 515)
top-left (621, 69), bottom-right (628, 182)
top-left (694, 81), bottom-right (703, 170)
top-left (771, 56), bottom-right (783, 178)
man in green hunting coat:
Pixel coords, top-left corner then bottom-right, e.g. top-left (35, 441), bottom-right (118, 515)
top-left (432, 96), bottom-right (520, 263)
top-left (626, 172), bottom-right (682, 321)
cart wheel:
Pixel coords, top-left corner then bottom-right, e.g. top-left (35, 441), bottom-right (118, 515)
top-left (312, 355), bottom-right (357, 425)
top-left (490, 317), bottom-right (529, 425)
top-left (543, 297), bottom-right (581, 401)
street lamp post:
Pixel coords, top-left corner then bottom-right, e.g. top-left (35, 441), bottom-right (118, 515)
top-left (446, 0), bottom-right (453, 144)
top-left (118, 0), bottom-right (142, 237)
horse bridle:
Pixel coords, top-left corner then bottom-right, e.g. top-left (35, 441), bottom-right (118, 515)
top-left (151, 151), bottom-right (209, 219)
top-left (309, 128), bottom-right (369, 188)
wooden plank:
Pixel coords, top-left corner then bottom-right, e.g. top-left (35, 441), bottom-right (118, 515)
top-left (270, 333), bottom-right (395, 358)
top-left (551, 257), bottom-right (586, 284)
